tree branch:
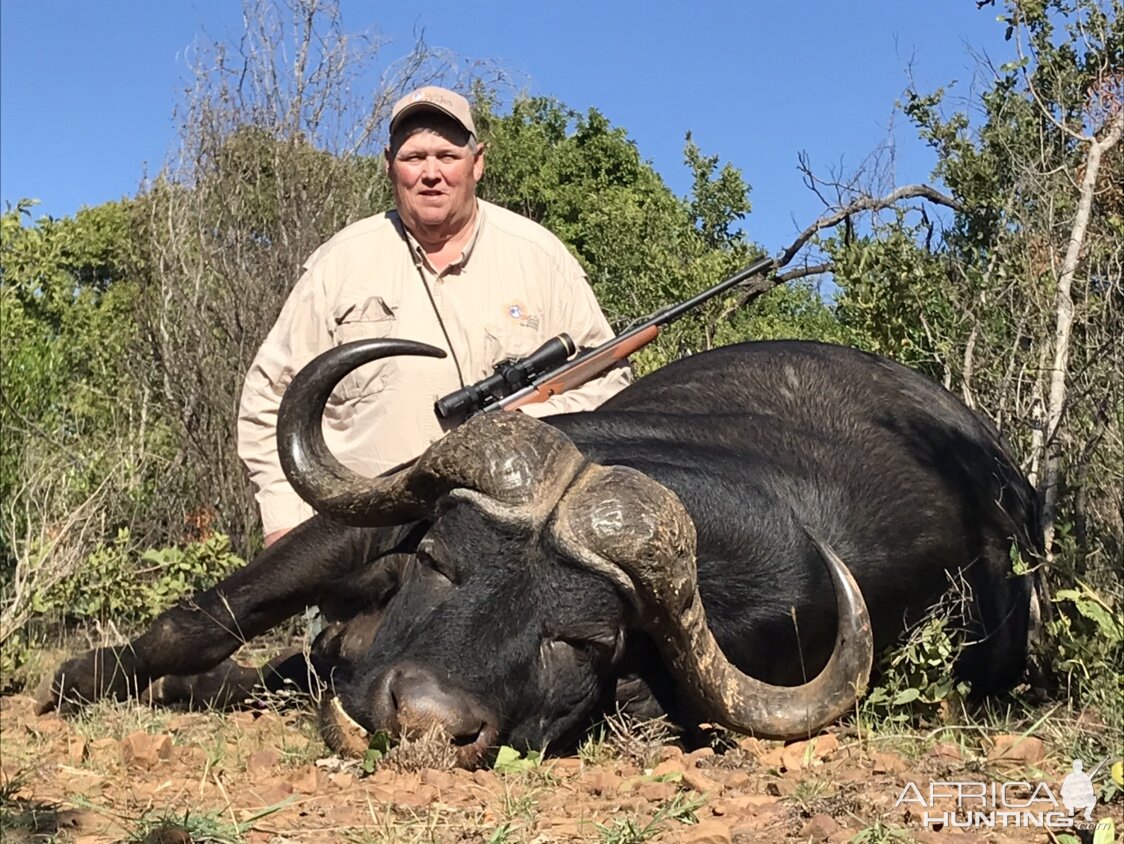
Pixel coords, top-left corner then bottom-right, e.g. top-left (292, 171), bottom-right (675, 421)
top-left (722, 184), bottom-right (961, 315)
top-left (1038, 109), bottom-right (1123, 560)
top-left (776, 184), bottom-right (963, 270)
top-left (777, 263), bottom-right (835, 283)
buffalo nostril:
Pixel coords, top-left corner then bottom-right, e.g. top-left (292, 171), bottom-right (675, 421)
top-left (373, 662), bottom-right (494, 747)
top-left (369, 666), bottom-right (402, 730)
top-left (450, 724), bottom-right (485, 746)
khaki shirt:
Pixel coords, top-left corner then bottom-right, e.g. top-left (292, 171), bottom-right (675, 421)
top-left (238, 200), bottom-right (631, 534)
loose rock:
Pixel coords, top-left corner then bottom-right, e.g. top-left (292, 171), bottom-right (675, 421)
top-left (121, 732), bottom-right (172, 769)
top-left (682, 767), bottom-right (722, 795)
top-left (674, 819), bottom-right (732, 844)
top-left (247, 748), bottom-right (280, 772)
top-left (986, 734), bottom-right (1046, 766)
top-left (801, 812), bottom-right (841, 840)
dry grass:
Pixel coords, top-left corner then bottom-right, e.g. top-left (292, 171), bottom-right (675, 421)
top-left (378, 725), bottom-right (460, 774)
top-left (601, 711), bottom-right (679, 770)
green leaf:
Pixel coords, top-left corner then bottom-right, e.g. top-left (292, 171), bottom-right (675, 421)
top-left (492, 745), bottom-right (542, 773)
top-left (1054, 587), bottom-right (1124, 641)
top-left (892, 688), bottom-right (921, 705)
top-left (359, 730), bottom-right (392, 774)
top-left (1092, 818), bottom-right (1115, 844)
top-left (360, 748), bottom-right (381, 774)
top-left (368, 730), bottom-right (392, 755)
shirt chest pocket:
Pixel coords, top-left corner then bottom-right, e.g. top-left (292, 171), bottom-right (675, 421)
top-left (482, 324), bottom-right (544, 378)
top-left (329, 297), bottom-right (399, 407)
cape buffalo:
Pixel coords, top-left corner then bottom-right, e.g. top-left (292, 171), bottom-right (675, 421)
top-left (38, 339), bottom-right (1038, 767)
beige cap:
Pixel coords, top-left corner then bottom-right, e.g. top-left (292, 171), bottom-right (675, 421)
top-left (390, 86), bottom-right (477, 138)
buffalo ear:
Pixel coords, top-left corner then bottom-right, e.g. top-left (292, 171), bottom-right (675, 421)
top-left (317, 522), bottom-right (425, 620)
top-left (311, 608), bottom-right (386, 672)
top-left (316, 547), bottom-right (418, 667)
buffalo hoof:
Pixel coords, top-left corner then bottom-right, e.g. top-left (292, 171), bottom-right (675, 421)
top-left (319, 693), bottom-right (371, 758)
top-left (33, 647), bottom-right (144, 715)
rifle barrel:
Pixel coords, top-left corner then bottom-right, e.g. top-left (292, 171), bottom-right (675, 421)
top-left (491, 254), bottom-right (775, 413)
top-left (649, 255), bottom-right (776, 327)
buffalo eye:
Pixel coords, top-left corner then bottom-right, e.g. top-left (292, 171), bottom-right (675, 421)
top-left (547, 626), bottom-right (622, 663)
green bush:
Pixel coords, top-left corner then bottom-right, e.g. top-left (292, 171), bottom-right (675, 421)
top-left (0, 532), bottom-right (244, 692)
top-left (39, 530), bottom-right (244, 628)
top-left (860, 607), bottom-right (971, 728)
top-left (1042, 582), bottom-right (1123, 713)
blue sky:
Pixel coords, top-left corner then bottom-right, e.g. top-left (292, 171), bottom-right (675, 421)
top-left (1, 1), bottom-right (1013, 254)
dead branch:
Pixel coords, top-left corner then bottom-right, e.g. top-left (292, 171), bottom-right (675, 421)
top-left (777, 184), bottom-right (963, 270)
top-left (777, 262), bottom-right (835, 283)
top-left (721, 183), bottom-right (961, 315)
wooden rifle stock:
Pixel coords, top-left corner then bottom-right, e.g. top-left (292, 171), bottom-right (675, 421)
top-left (497, 324), bottom-right (660, 412)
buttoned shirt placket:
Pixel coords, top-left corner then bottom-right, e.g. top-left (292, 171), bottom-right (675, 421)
top-left (400, 207), bottom-right (485, 389)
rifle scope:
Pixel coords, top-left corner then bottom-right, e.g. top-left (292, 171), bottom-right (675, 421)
top-left (434, 333), bottom-right (576, 421)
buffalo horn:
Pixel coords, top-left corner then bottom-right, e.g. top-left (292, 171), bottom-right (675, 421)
top-left (555, 465), bottom-right (873, 740)
top-left (278, 339), bottom-right (586, 525)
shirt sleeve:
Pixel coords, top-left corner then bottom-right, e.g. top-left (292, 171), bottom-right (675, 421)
top-left (236, 263), bottom-right (327, 535)
top-left (520, 255), bottom-right (631, 418)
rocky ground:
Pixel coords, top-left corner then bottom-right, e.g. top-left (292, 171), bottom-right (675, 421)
top-left (1, 693), bottom-right (1120, 843)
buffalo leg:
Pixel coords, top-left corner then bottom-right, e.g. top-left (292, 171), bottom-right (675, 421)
top-left (36, 517), bottom-right (409, 713)
top-left (954, 536), bottom-right (1032, 694)
top-left (144, 649), bottom-right (323, 709)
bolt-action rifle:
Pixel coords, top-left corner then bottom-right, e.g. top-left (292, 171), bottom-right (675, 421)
top-left (434, 255), bottom-right (776, 422)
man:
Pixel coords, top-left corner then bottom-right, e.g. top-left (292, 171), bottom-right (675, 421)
top-left (238, 86), bottom-right (630, 545)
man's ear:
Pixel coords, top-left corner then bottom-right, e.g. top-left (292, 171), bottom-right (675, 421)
top-left (384, 145), bottom-right (393, 176)
top-left (474, 142), bottom-right (487, 179)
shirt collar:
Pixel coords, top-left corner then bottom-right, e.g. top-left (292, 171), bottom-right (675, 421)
top-left (393, 201), bottom-right (484, 274)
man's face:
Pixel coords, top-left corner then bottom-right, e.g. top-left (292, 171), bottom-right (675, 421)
top-left (387, 115), bottom-right (484, 241)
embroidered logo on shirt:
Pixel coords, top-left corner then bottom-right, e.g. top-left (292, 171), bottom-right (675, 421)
top-left (504, 301), bottom-right (540, 330)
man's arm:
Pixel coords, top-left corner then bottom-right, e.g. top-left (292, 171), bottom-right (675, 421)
top-left (264, 528), bottom-right (292, 547)
top-left (237, 266), bottom-right (330, 537)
